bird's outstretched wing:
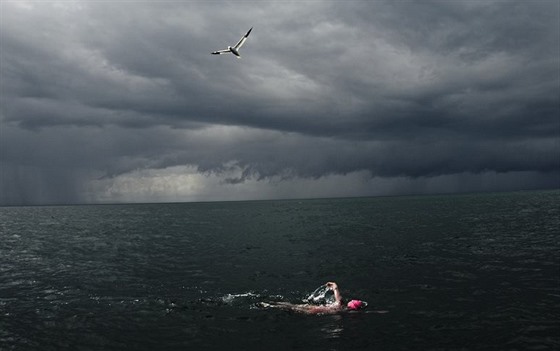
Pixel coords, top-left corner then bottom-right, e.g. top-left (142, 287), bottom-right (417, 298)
top-left (233, 27), bottom-right (252, 50)
top-left (211, 49), bottom-right (230, 55)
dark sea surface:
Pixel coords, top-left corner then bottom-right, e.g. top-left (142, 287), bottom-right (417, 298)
top-left (1, 190), bottom-right (559, 350)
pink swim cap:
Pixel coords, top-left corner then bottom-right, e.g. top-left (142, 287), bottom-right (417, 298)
top-left (347, 300), bottom-right (364, 310)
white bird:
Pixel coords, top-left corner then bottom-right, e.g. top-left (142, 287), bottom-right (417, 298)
top-left (211, 27), bottom-right (253, 58)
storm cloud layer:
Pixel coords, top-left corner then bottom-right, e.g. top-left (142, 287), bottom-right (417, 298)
top-left (1, 1), bottom-right (559, 205)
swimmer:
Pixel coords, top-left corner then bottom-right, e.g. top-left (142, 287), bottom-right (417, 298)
top-left (257, 282), bottom-right (366, 315)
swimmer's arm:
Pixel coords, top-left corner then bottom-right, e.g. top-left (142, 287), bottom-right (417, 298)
top-left (326, 282), bottom-right (343, 305)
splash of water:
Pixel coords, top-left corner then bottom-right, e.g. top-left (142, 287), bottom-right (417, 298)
top-left (221, 292), bottom-right (260, 303)
top-left (306, 284), bottom-right (335, 305)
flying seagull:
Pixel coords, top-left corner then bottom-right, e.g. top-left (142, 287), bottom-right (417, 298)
top-left (211, 27), bottom-right (253, 58)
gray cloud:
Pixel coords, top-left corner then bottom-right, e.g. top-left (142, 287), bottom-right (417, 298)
top-left (1, 0), bottom-right (558, 205)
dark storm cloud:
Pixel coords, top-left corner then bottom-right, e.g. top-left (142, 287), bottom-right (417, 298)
top-left (1, 0), bottom-right (558, 205)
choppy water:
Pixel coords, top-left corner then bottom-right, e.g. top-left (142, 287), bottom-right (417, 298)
top-left (1, 190), bottom-right (559, 350)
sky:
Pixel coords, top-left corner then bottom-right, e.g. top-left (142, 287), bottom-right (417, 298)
top-left (1, 0), bottom-right (559, 205)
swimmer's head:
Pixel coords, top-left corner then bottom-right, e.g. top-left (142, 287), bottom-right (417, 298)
top-left (347, 299), bottom-right (366, 310)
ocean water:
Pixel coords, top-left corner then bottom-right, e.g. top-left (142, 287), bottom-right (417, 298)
top-left (1, 190), bottom-right (558, 350)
